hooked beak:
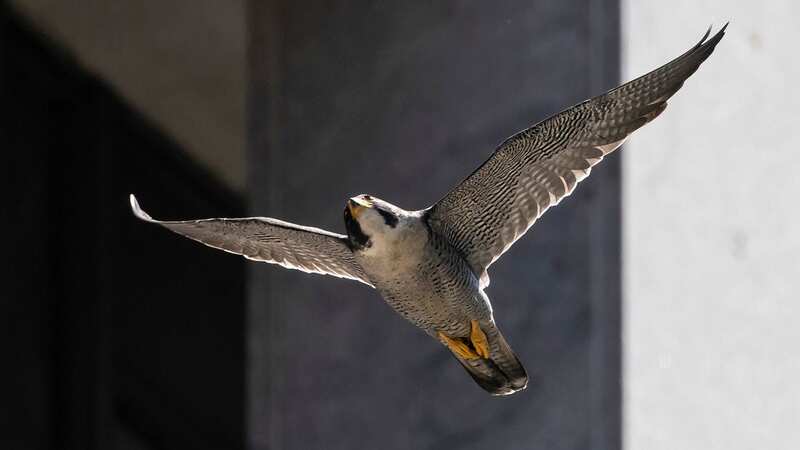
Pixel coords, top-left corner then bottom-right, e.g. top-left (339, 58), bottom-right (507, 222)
top-left (347, 197), bottom-right (372, 219)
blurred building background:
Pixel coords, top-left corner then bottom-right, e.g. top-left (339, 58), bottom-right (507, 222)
top-left (1, 1), bottom-right (798, 449)
top-left (1, 1), bottom-right (247, 449)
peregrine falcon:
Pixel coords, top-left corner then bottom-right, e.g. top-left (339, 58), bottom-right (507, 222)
top-left (130, 25), bottom-right (726, 395)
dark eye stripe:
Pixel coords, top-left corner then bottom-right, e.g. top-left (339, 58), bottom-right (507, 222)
top-left (344, 207), bottom-right (371, 250)
top-left (377, 208), bottom-right (398, 228)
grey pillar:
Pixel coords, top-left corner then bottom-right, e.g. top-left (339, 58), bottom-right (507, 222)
top-left (247, 2), bottom-right (620, 449)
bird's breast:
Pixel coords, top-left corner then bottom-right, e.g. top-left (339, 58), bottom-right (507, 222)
top-left (357, 222), bottom-right (427, 274)
top-left (361, 233), bottom-right (491, 337)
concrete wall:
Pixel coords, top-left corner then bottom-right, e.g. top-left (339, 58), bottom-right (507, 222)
top-left (623, 3), bottom-right (800, 449)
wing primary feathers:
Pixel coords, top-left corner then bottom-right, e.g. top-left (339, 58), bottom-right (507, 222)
top-left (426, 25), bottom-right (727, 285)
top-left (130, 194), bottom-right (154, 222)
top-left (129, 194), bottom-right (374, 287)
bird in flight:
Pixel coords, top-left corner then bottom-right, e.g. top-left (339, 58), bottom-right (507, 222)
top-left (131, 25), bottom-right (726, 396)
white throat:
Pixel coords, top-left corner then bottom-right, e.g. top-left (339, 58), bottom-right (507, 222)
top-left (358, 210), bottom-right (428, 269)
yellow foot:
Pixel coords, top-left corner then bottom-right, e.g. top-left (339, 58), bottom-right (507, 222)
top-left (470, 320), bottom-right (490, 359)
top-left (438, 330), bottom-right (481, 360)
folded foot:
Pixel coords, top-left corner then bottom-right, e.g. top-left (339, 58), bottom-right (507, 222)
top-left (437, 320), bottom-right (490, 360)
top-left (470, 320), bottom-right (490, 359)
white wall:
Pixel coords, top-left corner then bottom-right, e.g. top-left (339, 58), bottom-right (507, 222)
top-left (623, 2), bottom-right (800, 449)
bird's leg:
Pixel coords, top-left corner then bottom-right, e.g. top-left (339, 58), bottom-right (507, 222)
top-left (470, 320), bottom-right (491, 359)
top-left (438, 331), bottom-right (481, 360)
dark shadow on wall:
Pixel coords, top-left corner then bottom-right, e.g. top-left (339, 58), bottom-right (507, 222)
top-left (1, 4), bottom-right (245, 450)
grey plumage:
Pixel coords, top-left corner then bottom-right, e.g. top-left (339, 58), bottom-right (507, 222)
top-left (130, 25), bottom-right (726, 396)
top-left (130, 195), bottom-right (372, 286)
top-left (427, 24), bottom-right (727, 288)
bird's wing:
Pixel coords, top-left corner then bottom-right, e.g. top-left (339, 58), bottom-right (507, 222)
top-left (130, 195), bottom-right (373, 287)
top-left (426, 25), bottom-right (727, 286)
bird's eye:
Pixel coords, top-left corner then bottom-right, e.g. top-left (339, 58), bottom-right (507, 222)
top-left (363, 195), bottom-right (372, 200)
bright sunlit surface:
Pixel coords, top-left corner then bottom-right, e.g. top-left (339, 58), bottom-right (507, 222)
top-left (623, 2), bottom-right (800, 449)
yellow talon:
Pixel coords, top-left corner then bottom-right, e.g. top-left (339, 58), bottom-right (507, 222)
top-left (438, 331), bottom-right (481, 360)
top-left (470, 320), bottom-right (491, 359)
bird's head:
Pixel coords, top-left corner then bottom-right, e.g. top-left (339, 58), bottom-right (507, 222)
top-left (343, 194), bottom-right (401, 251)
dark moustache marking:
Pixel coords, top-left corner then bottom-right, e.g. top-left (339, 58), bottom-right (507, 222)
top-left (344, 206), bottom-right (371, 250)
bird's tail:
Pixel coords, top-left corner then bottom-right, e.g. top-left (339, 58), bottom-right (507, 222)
top-left (451, 324), bottom-right (528, 396)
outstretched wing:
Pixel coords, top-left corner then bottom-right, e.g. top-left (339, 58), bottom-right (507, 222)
top-left (427, 25), bottom-right (727, 286)
top-left (130, 195), bottom-right (373, 287)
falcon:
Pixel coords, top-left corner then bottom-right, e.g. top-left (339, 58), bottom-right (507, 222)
top-left (131, 25), bottom-right (726, 395)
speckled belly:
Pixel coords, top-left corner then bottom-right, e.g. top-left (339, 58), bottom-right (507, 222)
top-left (371, 252), bottom-right (493, 339)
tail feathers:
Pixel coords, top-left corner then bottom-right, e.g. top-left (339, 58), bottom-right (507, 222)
top-left (451, 327), bottom-right (528, 396)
